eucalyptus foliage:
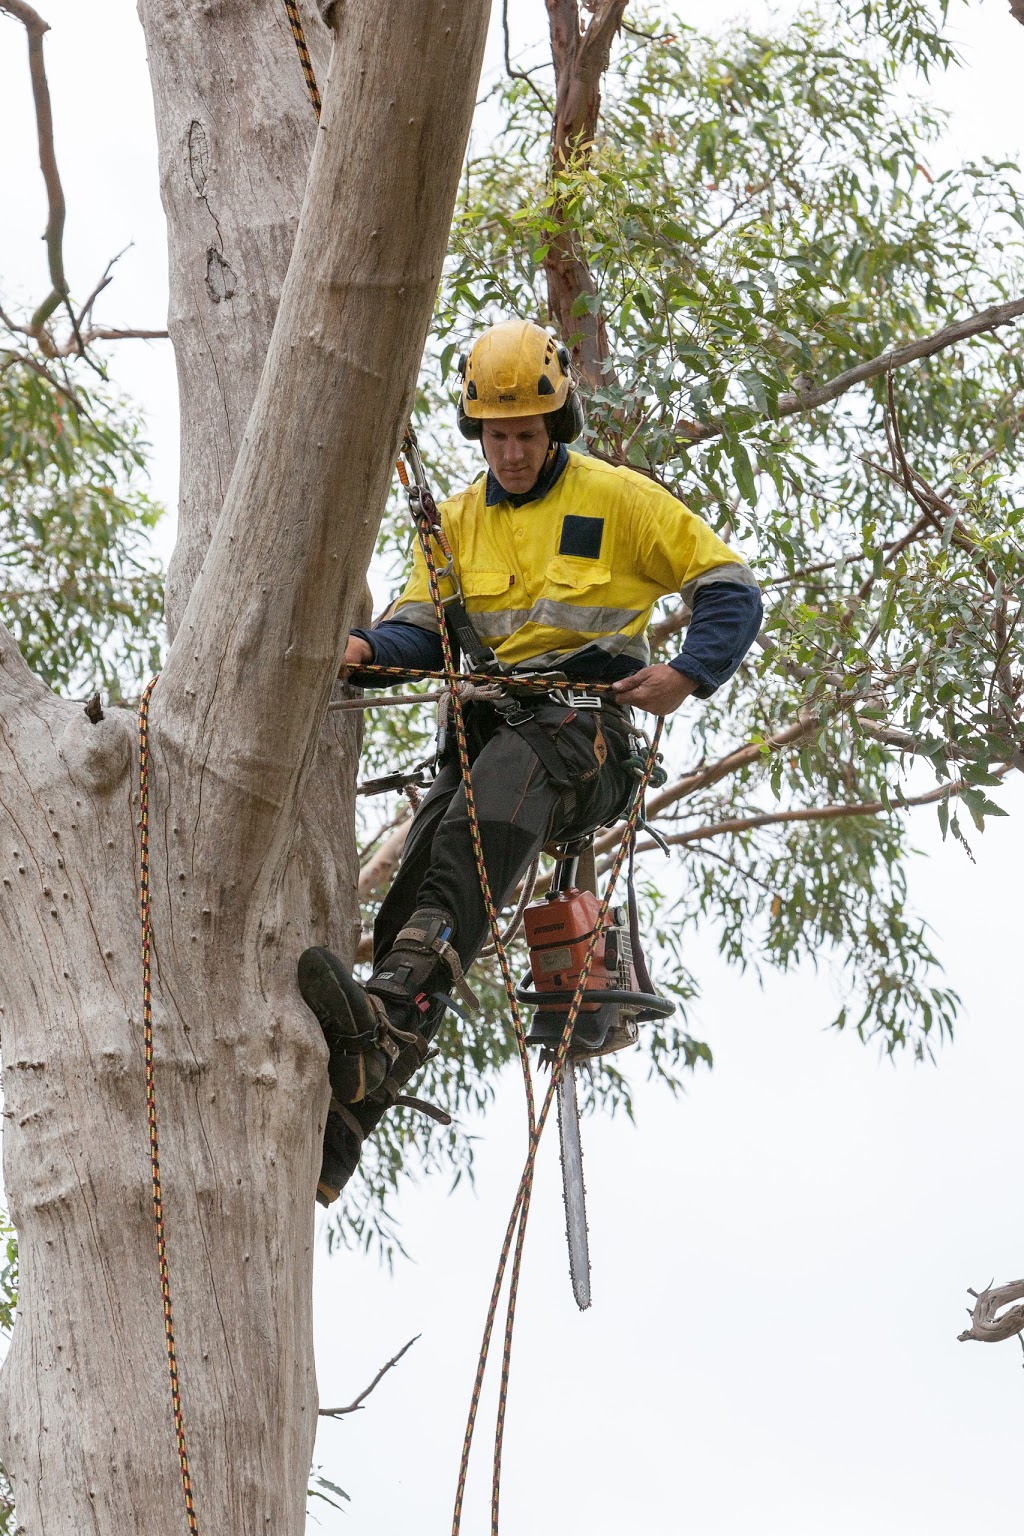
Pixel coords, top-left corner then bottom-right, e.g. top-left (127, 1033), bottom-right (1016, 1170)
top-left (335, 1), bottom-right (1024, 1246)
top-left (0, 335), bottom-right (164, 697)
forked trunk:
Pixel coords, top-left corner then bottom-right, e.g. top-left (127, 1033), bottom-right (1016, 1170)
top-left (0, 3), bottom-right (491, 1530)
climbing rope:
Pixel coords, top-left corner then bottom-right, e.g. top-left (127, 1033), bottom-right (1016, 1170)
top-left (396, 443), bottom-right (665, 1536)
top-left (282, 12), bottom-right (667, 1528)
top-left (139, 677), bottom-right (201, 1536)
top-left (282, 0), bottom-right (322, 117)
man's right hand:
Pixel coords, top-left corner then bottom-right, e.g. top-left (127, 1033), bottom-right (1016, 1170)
top-left (339, 634), bottom-right (373, 679)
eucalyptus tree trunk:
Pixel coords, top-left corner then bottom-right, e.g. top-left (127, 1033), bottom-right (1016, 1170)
top-left (0, 3), bottom-right (491, 1532)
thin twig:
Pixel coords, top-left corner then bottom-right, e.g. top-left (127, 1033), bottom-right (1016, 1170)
top-left (626, 773), bottom-right (979, 857)
top-left (318, 1335), bottom-right (420, 1418)
top-left (501, 0), bottom-right (552, 110)
top-left (74, 246), bottom-right (130, 332)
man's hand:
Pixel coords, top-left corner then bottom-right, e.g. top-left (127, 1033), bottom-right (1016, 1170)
top-left (339, 634), bottom-right (373, 679)
top-left (611, 663), bottom-right (697, 715)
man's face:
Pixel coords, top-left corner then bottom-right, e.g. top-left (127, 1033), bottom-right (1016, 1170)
top-left (481, 416), bottom-right (551, 496)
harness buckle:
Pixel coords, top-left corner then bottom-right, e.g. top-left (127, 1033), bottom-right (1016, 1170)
top-left (551, 686), bottom-right (601, 711)
top-left (493, 697), bottom-right (535, 727)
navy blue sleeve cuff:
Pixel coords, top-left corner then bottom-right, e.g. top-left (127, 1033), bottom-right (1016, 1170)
top-left (671, 582), bottom-right (763, 699)
top-left (348, 620), bottom-right (444, 685)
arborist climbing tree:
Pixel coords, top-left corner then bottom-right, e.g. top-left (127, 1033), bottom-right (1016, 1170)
top-left (298, 317), bottom-right (762, 1202)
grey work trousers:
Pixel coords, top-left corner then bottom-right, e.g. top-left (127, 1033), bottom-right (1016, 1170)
top-left (372, 699), bottom-right (636, 974)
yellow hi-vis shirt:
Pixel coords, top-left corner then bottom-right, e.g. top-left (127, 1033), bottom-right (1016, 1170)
top-left (391, 450), bottom-right (758, 671)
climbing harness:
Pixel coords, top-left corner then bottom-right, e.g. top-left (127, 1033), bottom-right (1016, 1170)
top-left (139, 677), bottom-right (201, 1536)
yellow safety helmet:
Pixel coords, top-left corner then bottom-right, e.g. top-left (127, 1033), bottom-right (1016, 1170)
top-left (457, 318), bottom-right (584, 443)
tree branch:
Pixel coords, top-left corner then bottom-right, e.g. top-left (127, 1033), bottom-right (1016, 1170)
top-left (675, 296), bottom-right (1024, 446)
top-left (585, 710), bottom-right (818, 863)
top-left (358, 817), bottom-right (413, 898)
top-left (543, 0), bottom-right (627, 389)
top-left (627, 774), bottom-right (975, 857)
top-left (501, 0), bottom-right (552, 110)
top-left (318, 1335), bottom-right (420, 1417)
top-left (1, 2), bottom-right (68, 342)
top-left (958, 1280), bottom-right (1024, 1344)
top-left (64, 327), bottom-right (169, 350)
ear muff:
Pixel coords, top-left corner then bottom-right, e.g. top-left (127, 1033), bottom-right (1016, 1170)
top-left (544, 386), bottom-right (585, 444)
top-left (457, 395), bottom-right (483, 441)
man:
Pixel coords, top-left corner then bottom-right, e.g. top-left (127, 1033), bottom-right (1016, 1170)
top-left (299, 318), bottom-right (762, 1204)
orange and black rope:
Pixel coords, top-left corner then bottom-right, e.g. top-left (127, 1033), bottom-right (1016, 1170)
top-left (139, 677), bottom-right (201, 1536)
top-left (357, 661), bottom-right (622, 695)
top-left (282, 0), bottom-right (322, 118)
top-left (397, 449), bottom-right (665, 1536)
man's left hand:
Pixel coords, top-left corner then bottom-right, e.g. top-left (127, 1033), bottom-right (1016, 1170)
top-left (611, 664), bottom-right (697, 715)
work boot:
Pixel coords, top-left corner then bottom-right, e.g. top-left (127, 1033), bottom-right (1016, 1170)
top-left (317, 1099), bottom-right (365, 1208)
top-left (297, 946), bottom-right (392, 1105)
top-left (304, 912), bottom-right (473, 1206)
top-left (315, 996), bottom-right (454, 1206)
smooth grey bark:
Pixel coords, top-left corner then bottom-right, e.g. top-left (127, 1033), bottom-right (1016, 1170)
top-left (140, 0), bottom-right (330, 635)
top-left (0, 3), bottom-right (491, 1532)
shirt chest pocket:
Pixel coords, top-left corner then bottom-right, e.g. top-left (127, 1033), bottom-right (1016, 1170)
top-left (544, 555), bottom-right (612, 597)
top-left (461, 569), bottom-right (512, 609)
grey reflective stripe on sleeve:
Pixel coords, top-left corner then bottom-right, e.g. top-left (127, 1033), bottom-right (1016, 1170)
top-left (678, 562), bottom-right (760, 610)
top-left (471, 597), bottom-right (644, 641)
top-left (390, 601), bottom-right (441, 633)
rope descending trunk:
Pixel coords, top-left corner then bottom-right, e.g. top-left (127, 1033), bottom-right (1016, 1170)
top-left (139, 676), bottom-right (201, 1536)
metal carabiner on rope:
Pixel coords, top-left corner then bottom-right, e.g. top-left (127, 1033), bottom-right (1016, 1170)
top-left (400, 432), bottom-right (456, 583)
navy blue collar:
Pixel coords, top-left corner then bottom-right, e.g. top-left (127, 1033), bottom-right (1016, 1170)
top-left (485, 443), bottom-right (569, 508)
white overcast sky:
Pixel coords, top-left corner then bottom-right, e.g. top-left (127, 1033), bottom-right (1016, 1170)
top-left (2, 4), bottom-right (1024, 1534)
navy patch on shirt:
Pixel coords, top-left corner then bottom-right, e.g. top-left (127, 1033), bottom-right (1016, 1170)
top-left (559, 515), bottom-right (604, 559)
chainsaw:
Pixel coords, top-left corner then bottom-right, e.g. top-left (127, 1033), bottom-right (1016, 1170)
top-left (514, 837), bottom-right (674, 1308)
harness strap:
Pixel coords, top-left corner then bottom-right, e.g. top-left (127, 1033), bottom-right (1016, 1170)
top-left (507, 718), bottom-right (579, 791)
top-left (443, 593), bottom-right (499, 672)
top-left (329, 1099), bottom-right (367, 1145)
top-left (394, 1093), bottom-right (454, 1126)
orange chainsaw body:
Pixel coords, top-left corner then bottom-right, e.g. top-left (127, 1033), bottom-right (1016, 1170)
top-left (523, 888), bottom-right (637, 1012)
